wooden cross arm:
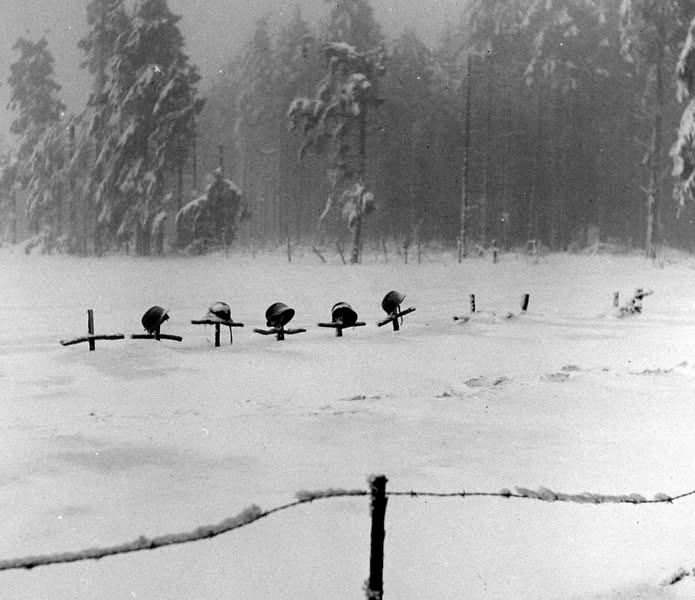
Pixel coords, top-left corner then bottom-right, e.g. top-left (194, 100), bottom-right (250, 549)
top-left (284, 328), bottom-right (307, 335)
top-left (377, 307), bottom-right (416, 327)
top-left (190, 320), bottom-right (245, 327)
top-left (253, 327), bottom-right (275, 336)
top-left (60, 334), bottom-right (125, 346)
top-left (253, 327), bottom-right (307, 336)
top-left (317, 321), bottom-right (367, 329)
top-left (131, 333), bottom-right (183, 342)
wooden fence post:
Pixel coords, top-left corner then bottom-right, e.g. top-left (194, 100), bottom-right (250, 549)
top-left (87, 309), bottom-right (95, 351)
top-left (365, 474), bottom-right (388, 600)
top-left (521, 293), bottom-right (530, 312)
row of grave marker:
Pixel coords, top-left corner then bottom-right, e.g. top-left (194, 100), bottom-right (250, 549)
top-left (60, 291), bottom-right (538, 352)
top-left (60, 291), bottom-right (419, 350)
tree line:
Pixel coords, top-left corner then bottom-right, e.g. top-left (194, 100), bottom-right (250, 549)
top-left (4, 0), bottom-right (695, 258)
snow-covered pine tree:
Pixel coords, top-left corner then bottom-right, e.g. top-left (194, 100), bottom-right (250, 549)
top-left (76, 0), bottom-right (129, 253)
top-left (0, 142), bottom-right (18, 244)
top-left (6, 36), bottom-right (66, 251)
top-left (7, 37), bottom-right (66, 165)
top-left (89, 0), bottom-right (203, 255)
top-left (620, 0), bottom-right (695, 258)
top-left (175, 168), bottom-right (246, 253)
top-left (22, 117), bottom-right (82, 254)
top-left (672, 17), bottom-right (695, 212)
top-left (289, 0), bottom-right (385, 264)
top-left (520, 1), bottom-right (623, 248)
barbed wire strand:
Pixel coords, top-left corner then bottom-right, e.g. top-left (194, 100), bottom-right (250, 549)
top-left (387, 486), bottom-right (695, 504)
top-left (2, 485), bottom-right (695, 573)
top-left (0, 488), bottom-right (367, 573)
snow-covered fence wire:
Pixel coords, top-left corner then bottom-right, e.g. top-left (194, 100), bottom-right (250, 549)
top-left (2, 477), bottom-right (695, 597)
top-left (0, 488), bottom-right (368, 572)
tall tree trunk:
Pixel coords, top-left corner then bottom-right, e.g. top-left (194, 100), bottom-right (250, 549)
top-left (646, 40), bottom-right (664, 259)
top-left (191, 126), bottom-right (198, 192)
top-left (11, 187), bottom-right (17, 245)
top-left (528, 83), bottom-right (543, 244)
top-left (480, 53), bottom-right (492, 249)
top-left (177, 162), bottom-right (184, 212)
top-left (458, 53), bottom-right (473, 262)
top-left (351, 104), bottom-right (368, 264)
top-left (93, 2), bottom-right (107, 256)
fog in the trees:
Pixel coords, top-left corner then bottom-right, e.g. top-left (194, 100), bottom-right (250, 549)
top-left (3, 0), bottom-right (695, 259)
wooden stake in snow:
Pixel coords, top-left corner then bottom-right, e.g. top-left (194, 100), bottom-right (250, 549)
top-left (365, 474), bottom-right (388, 600)
top-left (613, 291), bottom-right (620, 308)
top-left (60, 309), bottom-right (125, 351)
top-left (521, 294), bottom-right (530, 312)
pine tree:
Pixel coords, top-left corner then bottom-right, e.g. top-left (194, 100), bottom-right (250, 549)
top-left (0, 141), bottom-right (18, 244)
top-left (620, 0), bottom-right (695, 257)
top-left (380, 31), bottom-right (438, 248)
top-left (673, 17), bottom-right (695, 210)
top-left (274, 7), bottom-right (320, 242)
top-left (325, 0), bottom-right (383, 51)
top-left (7, 37), bottom-right (66, 164)
top-left (90, 0), bottom-right (204, 255)
top-left (236, 17), bottom-right (279, 246)
top-left (76, 0), bottom-right (129, 254)
top-left (289, 0), bottom-right (385, 263)
top-left (6, 36), bottom-right (66, 250)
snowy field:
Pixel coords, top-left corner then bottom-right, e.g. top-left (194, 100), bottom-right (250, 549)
top-left (2, 246), bottom-right (695, 600)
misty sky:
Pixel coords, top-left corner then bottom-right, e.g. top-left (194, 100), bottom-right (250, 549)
top-left (0, 0), bottom-right (464, 143)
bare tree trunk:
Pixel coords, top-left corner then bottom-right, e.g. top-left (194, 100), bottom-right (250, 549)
top-left (351, 105), bottom-right (368, 264)
top-left (528, 83), bottom-right (543, 244)
top-left (646, 40), bottom-right (664, 259)
top-left (177, 163), bottom-right (184, 212)
top-left (480, 53), bottom-right (492, 249)
top-left (10, 187), bottom-right (17, 245)
top-left (458, 53), bottom-right (472, 262)
top-left (93, 2), bottom-right (107, 257)
top-left (191, 125), bottom-right (198, 192)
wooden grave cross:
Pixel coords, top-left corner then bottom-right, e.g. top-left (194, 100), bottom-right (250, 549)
top-left (377, 307), bottom-right (416, 331)
top-left (317, 319), bottom-right (366, 337)
top-left (131, 328), bottom-right (183, 342)
top-left (60, 309), bottom-right (125, 351)
top-left (131, 322), bottom-right (183, 343)
top-left (252, 325), bottom-right (307, 341)
top-left (190, 319), bottom-right (244, 347)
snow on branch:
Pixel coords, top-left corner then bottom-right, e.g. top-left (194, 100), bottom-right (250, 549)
top-left (677, 17), bottom-right (695, 103)
top-left (673, 18), bottom-right (695, 206)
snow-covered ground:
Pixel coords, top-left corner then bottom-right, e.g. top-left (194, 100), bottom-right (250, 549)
top-left (2, 246), bottom-right (695, 600)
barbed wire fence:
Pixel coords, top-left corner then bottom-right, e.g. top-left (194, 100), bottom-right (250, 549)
top-left (1, 476), bottom-right (695, 598)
